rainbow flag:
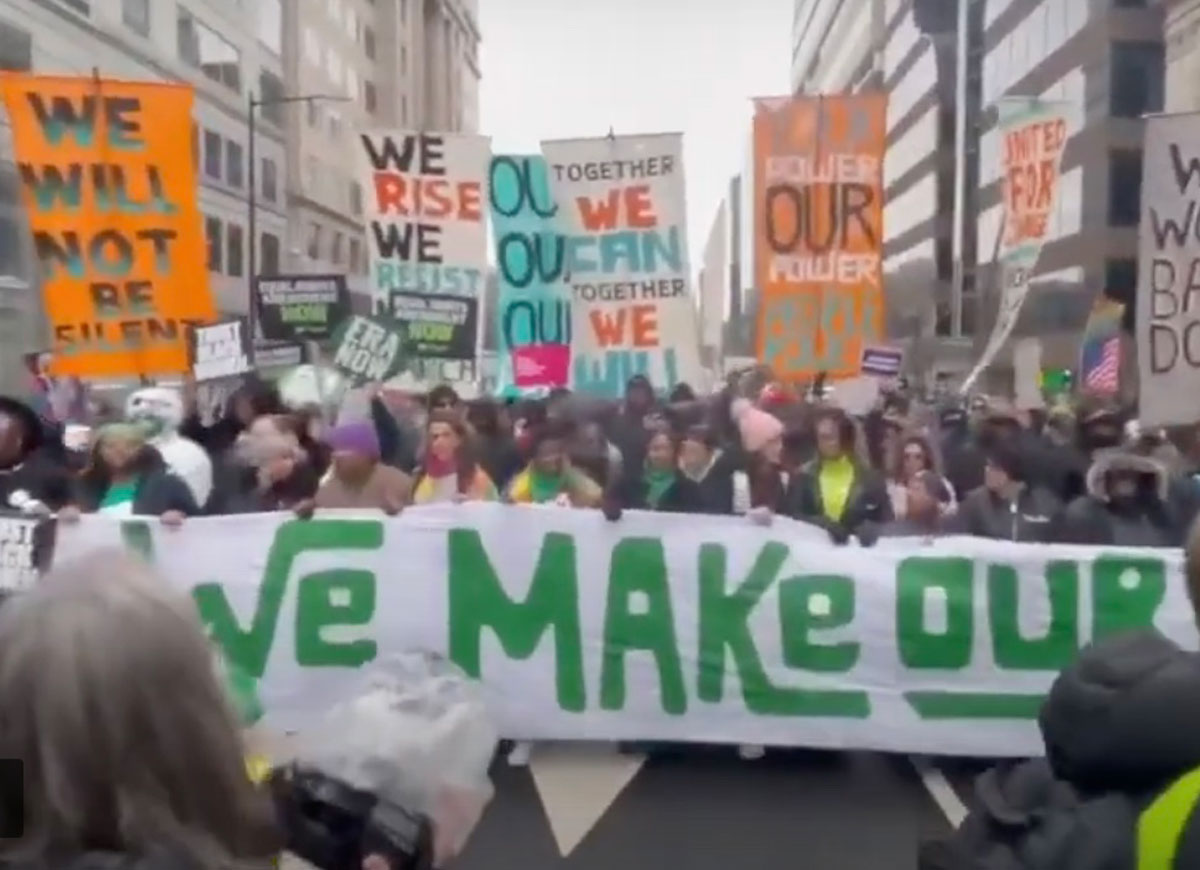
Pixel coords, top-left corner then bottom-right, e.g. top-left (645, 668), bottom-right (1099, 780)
top-left (1079, 299), bottom-right (1124, 395)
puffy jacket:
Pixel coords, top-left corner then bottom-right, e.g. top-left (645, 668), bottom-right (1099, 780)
top-left (921, 631), bottom-right (1200, 870)
top-left (951, 485), bottom-right (1062, 543)
top-left (1058, 450), bottom-right (1183, 548)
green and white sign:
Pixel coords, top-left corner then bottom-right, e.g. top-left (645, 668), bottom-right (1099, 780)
top-left (54, 506), bottom-right (1190, 757)
top-left (330, 314), bottom-right (406, 385)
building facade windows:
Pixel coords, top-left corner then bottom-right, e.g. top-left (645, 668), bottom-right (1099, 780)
top-left (364, 26), bottom-right (376, 60)
top-left (122, 0), bottom-right (150, 36)
top-left (227, 224), bottom-right (244, 277)
top-left (257, 0), bottom-right (283, 55)
top-left (205, 216), bottom-right (223, 272)
top-left (225, 140), bottom-right (244, 189)
top-left (1111, 41), bottom-right (1165, 118)
top-left (332, 232), bottom-right (344, 266)
top-left (260, 232), bottom-right (281, 276)
top-left (0, 20), bottom-right (32, 71)
top-left (364, 81), bottom-right (377, 113)
top-left (349, 237), bottom-right (362, 273)
top-left (307, 222), bottom-right (322, 260)
top-left (178, 8), bottom-right (241, 93)
top-left (304, 28), bottom-right (321, 66)
top-left (203, 129), bottom-right (222, 180)
top-left (350, 181), bottom-right (363, 216)
top-left (1108, 150), bottom-right (1143, 226)
top-left (262, 157), bottom-right (278, 203)
top-left (258, 71), bottom-right (285, 125)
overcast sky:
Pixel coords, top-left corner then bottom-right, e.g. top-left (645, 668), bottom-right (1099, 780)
top-left (478, 0), bottom-right (793, 256)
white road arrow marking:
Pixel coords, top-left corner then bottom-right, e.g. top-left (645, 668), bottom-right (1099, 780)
top-left (528, 743), bottom-right (646, 858)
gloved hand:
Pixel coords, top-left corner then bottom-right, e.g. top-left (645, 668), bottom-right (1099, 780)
top-left (827, 523), bottom-right (851, 545)
top-left (601, 497), bottom-right (623, 522)
top-left (856, 522), bottom-right (880, 548)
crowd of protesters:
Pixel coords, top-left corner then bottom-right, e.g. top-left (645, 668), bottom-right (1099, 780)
top-left (1, 368), bottom-right (1197, 551)
top-left (8, 367), bottom-right (1200, 869)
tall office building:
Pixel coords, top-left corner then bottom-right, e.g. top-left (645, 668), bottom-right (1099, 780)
top-left (791, 0), bottom-right (884, 94)
top-left (790, 0), bottom-right (1166, 380)
top-left (974, 0), bottom-right (1164, 367)
top-left (1161, 0), bottom-right (1200, 111)
top-left (0, 0), bottom-right (286, 392)
top-left (282, 0), bottom-right (481, 303)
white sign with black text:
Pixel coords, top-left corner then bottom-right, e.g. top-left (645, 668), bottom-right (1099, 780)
top-left (189, 319), bottom-right (252, 383)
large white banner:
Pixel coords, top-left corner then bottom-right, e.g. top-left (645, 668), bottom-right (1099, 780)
top-left (961, 99), bottom-right (1070, 393)
top-left (541, 134), bottom-right (704, 397)
top-left (53, 505), bottom-right (1190, 758)
top-left (357, 130), bottom-right (490, 354)
top-left (1137, 113), bottom-right (1200, 426)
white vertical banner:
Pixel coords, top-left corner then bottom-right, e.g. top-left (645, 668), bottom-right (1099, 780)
top-left (541, 133), bottom-right (704, 397)
top-left (357, 130), bottom-right (490, 365)
top-left (961, 99), bottom-right (1070, 393)
top-left (1137, 112), bottom-right (1200, 426)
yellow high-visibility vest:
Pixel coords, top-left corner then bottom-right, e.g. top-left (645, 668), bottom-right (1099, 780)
top-left (1138, 767), bottom-right (1200, 870)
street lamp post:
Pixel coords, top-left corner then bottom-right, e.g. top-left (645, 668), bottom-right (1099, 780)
top-left (246, 91), bottom-right (351, 363)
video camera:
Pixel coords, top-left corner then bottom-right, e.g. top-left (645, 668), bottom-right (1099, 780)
top-left (268, 763), bottom-right (435, 870)
top-left (261, 652), bottom-right (497, 870)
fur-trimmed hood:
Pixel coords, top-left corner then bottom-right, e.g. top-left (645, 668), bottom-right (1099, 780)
top-left (1085, 448), bottom-right (1168, 502)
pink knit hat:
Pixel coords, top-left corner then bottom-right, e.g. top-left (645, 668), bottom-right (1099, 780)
top-left (731, 399), bottom-right (784, 454)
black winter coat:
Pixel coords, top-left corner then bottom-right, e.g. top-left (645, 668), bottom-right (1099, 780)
top-left (785, 458), bottom-right (892, 540)
top-left (0, 448), bottom-right (75, 511)
top-left (1057, 451), bottom-right (1184, 548)
top-left (922, 631), bottom-right (1200, 870)
top-left (609, 468), bottom-right (707, 514)
top-left (75, 459), bottom-right (198, 516)
top-left (950, 485), bottom-right (1062, 543)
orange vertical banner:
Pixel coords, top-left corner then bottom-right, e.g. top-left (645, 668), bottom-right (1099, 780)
top-left (0, 75), bottom-right (215, 378)
top-left (754, 93), bottom-right (887, 380)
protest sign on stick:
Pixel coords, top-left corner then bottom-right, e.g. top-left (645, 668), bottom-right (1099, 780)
top-left (188, 319), bottom-right (251, 383)
top-left (0, 511), bottom-right (56, 594)
top-left (489, 154), bottom-right (572, 395)
top-left (389, 291), bottom-right (478, 359)
top-left (255, 274), bottom-right (351, 342)
top-left (358, 130), bottom-right (488, 366)
top-left (754, 93), bottom-right (887, 381)
top-left (1137, 112), bottom-right (1200, 426)
top-left (542, 134), bottom-right (703, 396)
top-left (961, 98), bottom-right (1070, 393)
top-left (331, 314), bottom-right (406, 385)
top-left (0, 75), bottom-right (215, 377)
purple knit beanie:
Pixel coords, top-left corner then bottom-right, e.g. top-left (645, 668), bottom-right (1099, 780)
top-left (326, 421), bottom-right (380, 459)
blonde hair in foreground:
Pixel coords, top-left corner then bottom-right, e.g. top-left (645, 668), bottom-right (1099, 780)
top-left (0, 550), bottom-right (279, 866)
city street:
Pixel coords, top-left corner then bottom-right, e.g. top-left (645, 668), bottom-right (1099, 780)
top-left (456, 745), bottom-right (979, 870)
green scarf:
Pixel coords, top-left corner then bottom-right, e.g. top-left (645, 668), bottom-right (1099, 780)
top-left (529, 467), bottom-right (566, 504)
top-left (644, 467), bottom-right (675, 507)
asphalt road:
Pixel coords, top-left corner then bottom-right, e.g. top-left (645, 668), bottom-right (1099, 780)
top-left (454, 746), bottom-right (982, 870)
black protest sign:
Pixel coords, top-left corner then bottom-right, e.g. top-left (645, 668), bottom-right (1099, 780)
top-left (255, 274), bottom-right (351, 341)
top-left (188, 318), bottom-right (251, 382)
top-left (331, 314), bottom-right (407, 385)
top-left (0, 511), bottom-right (57, 594)
top-left (388, 291), bottom-right (478, 360)
top-left (253, 340), bottom-right (307, 369)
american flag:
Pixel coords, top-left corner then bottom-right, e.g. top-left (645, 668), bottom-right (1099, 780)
top-left (1084, 335), bottom-right (1120, 393)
